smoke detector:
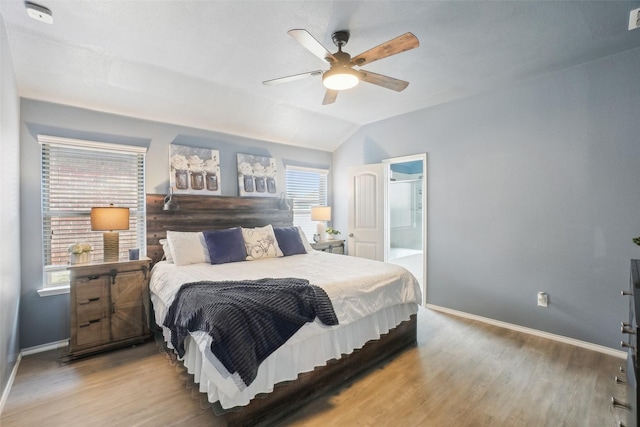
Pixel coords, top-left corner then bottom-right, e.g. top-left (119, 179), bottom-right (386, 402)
top-left (26, 2), bottom-right (53, 24)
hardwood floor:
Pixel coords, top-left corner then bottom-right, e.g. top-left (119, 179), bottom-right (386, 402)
top-left (1, 307), bottom-right (624, 426)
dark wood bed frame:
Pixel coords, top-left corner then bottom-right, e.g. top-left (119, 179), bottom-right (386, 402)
top-left (146, 194), bottom-right (417, 426)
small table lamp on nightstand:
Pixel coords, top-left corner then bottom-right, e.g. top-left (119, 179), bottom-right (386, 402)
top-left (311, 205), bottom-right (331, 242)
top-left (91, 204), bottom-right (129, 262)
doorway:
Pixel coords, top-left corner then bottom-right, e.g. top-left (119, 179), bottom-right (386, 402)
top-left (383, 154), bottom-right (427, 304)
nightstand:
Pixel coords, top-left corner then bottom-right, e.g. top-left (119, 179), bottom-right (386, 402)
top-left (67, 257), bottom-right (151, 359)
top-left (310, 239), bottom-right (345, 254)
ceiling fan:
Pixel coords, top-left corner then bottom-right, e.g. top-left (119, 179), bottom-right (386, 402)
top-left (263, 29), bottom-right (419, 105)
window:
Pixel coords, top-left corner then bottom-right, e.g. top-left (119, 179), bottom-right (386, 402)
top-left (39, 135), bottom-right (146, 290)
top-left (285, 166), bottom-right (328, 240)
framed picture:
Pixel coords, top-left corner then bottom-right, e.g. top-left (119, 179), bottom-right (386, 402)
top-left (169, 144), bottom-right (221, 195)
top-left (237, 153), bottom-right (277, 197)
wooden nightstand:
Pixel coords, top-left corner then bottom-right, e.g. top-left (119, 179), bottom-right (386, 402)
top-left (67, 257), bottom-right (151, 359)
top-left (310, 239), bottom-right (345, 254)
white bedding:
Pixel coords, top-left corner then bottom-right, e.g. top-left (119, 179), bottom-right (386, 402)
top-left (149, 250), bottom-right (422, 409)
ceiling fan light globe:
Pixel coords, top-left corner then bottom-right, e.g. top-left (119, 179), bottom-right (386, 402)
top-left (322, 69), bottom-right (359, 91)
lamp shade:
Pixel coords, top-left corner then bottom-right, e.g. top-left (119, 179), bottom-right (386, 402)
top-left (91, 206), bottom-right (130, 231)
top-left (311, 206), bottom-right (331, 221)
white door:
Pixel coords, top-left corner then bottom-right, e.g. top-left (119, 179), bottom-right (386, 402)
top-left (347, 164), bottom-right (384, 261)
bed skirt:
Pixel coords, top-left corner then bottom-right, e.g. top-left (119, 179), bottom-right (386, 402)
top-left (158, 303), bottom-right (418, 413)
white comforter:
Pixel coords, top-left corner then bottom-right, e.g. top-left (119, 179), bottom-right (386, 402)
top-left (149, 251), bottom-right (422, 408)
top-left (151, 250), bottom-right (421, 325)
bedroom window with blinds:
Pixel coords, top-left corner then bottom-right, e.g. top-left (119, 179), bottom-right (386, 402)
top-left (39, 135), bottom-right (146, 290)
top-left (285, 166), bottom-right (328, 240)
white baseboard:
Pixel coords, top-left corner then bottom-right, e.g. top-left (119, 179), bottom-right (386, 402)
top-left (0, 339), bottom-right (69, 416)
top-left (426, 303), bottom-right (626, 359)
top-left (0, 352), bottom-right (22, 417)
top-left (21, 339), bottom-right (69, 357)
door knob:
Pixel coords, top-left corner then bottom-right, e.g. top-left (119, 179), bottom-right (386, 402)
top-left (349, 233), bottom-right (354, 237)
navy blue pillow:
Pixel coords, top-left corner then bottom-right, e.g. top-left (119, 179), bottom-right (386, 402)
top-left (274, 226), bottom-right (307, 256)
top-left (203, 227), bottom-right (247, 264)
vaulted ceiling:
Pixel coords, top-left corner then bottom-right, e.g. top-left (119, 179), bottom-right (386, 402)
top-left (1, 1), bottom-right (639, 151)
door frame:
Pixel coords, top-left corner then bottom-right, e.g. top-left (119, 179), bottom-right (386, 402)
top-left (383, 153), bottom-right (427, 305)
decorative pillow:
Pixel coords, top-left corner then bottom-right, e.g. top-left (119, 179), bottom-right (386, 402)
top-left (296, 226), bottom-right (314, 253)
top-left (166, 231), bottom-right (210, 266)
top-left (159, 238), bottom-right (173, 263)
top-left (241, 224), bottom-right (284, 261)
top-left (203, 227), bottom-right (247, 264)
top-left (274, 226), bottom-right (307, 256)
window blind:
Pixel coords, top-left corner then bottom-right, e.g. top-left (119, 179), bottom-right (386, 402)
top-left (285, 166), bottom-right (328, 240)
top-left (40, 136), bottom-right (146, 286)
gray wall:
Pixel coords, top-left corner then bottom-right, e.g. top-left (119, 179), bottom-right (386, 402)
top-left (333, 47), bottom-right (640, 349)
top-left (0, 15), bottom-right (21, 403)
top-left (19, 100), bottom-right (332, 349)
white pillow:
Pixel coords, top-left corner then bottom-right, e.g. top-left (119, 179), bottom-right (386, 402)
top-left (241, 225), bottom-right (284, 261)
top-left (166, 231), bottom-right (210, 266)
top-left (159, 238), bottom-right (173, 263)
top-left (296, 226), bottom-right (314, 253)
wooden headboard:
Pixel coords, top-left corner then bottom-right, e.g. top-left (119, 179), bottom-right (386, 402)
top-left (146, 194), bottom-right (293, 265)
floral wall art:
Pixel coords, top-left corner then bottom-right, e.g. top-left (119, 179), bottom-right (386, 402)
top-left (237, 153), bottom-right (277, 197)
top-left (170, 144), bottom-right (221, 195)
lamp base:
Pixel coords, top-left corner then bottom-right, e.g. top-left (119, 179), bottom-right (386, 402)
top-left (316, 222), bottom-right (327, 242)
top-left (103, 231), bottom-right (120, 262)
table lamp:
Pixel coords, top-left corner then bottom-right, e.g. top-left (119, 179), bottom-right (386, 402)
top-left (311, 206), bottom-right (331, 242)
top-left (91, 204), bottom-right (130, 262)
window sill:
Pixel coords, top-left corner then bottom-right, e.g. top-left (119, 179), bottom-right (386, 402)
top-left (37, 285), bottom-right (70, 297)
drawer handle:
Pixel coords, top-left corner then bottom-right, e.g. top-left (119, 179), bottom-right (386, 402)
top-left (615, 376), bottom-right (627, 385)
top-left (621, 324), bottom-right (636, 334)
top-left (78, 319), bottom-right (101, 328)
top-left (87, 275), bottom-right (100, 280)
top-left (621, 290), bottom-right (633, 296)
top-left (78, 297), bottom-right (100, 305)
top-left (611, 396), bottom-right (631, 410)
top-left (620, 366), bottom-right (626, 374)
top-left (621, 341), bottom-right (635, 350)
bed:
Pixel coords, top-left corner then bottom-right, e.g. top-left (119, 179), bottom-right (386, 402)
top-left (146, 194), bottom-right (421, 426)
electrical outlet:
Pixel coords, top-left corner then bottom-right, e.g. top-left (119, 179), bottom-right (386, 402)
top-left (537, 291), bottom-right (548, 307)
top-left (629, 7), bottom-right (640, 31)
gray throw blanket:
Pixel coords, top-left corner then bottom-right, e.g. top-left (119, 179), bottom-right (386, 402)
top-left (163, 278), bottom-right (339, 388)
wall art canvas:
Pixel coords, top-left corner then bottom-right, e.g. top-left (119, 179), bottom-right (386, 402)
top-left (170, 144), bottom-right (221, 195)
top-left (237, 153), bottom-right (277, 197)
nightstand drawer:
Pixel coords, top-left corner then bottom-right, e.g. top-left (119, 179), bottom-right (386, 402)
top-left (310, 239), bottom-right (345, 254)
top-left (76, 318), bottom-right (110, 347)
top-left (76, 276), bottom-right (109, 300)
top-left (75, 276), bottom-right (109, 323)
top-left (76, 300), bottom-right (105, 324)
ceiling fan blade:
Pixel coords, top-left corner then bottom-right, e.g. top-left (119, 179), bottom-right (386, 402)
top-left (359, 70), bottom-right (409, 92)
top-left (288, 29), bottom-right (337, 63)
top-left (352, 32), bottom-right (419, 67)
top-left (263, 70), bottom-right (323, 86)
top-left (322, 89), bottom-right (338, 105)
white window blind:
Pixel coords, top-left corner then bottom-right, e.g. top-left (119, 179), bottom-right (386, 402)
top-left (40, 135), bottom-right (146, 287)
top-left (285, 166), bottom-right (328, 240)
